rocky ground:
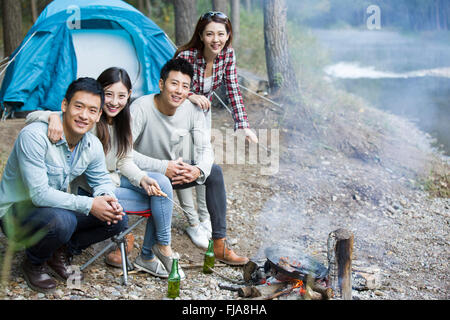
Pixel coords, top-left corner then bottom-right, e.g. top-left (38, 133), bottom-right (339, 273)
top-left (0, 87), bottom-right (448, 301)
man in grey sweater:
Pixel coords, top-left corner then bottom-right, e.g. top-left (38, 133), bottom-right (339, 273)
top-left (130, 59), bottom-right (248, 266)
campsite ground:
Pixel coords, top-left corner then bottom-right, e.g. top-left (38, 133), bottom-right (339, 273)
top-left (0, 85), bottom-right (448, 301)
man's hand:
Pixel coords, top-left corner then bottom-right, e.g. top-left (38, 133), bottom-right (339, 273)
top-left (140, 175), bottom-right (165, 197)
top-left (188, 94), bottom-right (211, 111)
top-left (90, 195), bottom-right (125, 225)
top-left (48, 113), bottom-right (64, 143)
top-left (165, 157), bottom-right (185, 180)
top-left (171, 163), bottom-right (201, 185)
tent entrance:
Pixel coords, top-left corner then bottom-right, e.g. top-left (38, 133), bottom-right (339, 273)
top-left (71, 28), bottom-right (144, 98)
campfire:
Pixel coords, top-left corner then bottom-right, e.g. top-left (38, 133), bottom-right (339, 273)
top-left (218, 228), bottom-right (354, 300)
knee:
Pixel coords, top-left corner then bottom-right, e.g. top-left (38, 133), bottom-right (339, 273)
top-left (46, 209), bottom-right (77, 244)
top-left (108, 215), bottom-right (128, 235)
top-left (207, 164), bottom-right (223, 184)
top-left (149, 172), bottom-right (173, 198)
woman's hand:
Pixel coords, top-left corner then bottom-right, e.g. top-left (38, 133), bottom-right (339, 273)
top-left (241, 128), bottom-right (259, 144)
top-left (140, 175), bottom-right (165, 197)
top-left (48, 113), bottom-right (64, 143)
top-left (188, 94), bottom-right (211, 111)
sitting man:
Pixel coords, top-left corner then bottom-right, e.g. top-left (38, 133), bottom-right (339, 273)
top-left (131, 58), bottom-right (248, 266)
top-left (0, 78), bottom-right (126, 293)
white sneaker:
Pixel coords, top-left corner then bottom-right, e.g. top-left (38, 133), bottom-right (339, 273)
top-left (199, 219), bottom-right (212, 239)
top-left (185, 224), bottom-right (209, 249)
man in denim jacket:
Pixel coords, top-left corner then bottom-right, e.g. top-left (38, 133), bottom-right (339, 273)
top-left (0, 78), bottom-right (126, 293)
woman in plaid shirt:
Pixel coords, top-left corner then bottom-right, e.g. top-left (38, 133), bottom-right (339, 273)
top-left (174, 11), bottom-right (258, 141)
top-left (173, 11), bottom-right (258, 248)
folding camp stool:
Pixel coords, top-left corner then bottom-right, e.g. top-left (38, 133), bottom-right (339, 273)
top-left (80, 210), bottom-right (151, 285)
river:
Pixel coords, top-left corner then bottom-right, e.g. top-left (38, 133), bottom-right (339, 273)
top-left (312, 29), bottom-right (450, 156)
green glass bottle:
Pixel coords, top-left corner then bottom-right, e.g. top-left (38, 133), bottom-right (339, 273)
top-left (203, 239), bottom-right (215, 274)
top-left (167, 257), bottom-right (180, 299)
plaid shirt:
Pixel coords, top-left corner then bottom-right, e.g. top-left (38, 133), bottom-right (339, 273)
top-left (176, 47), bottom-right (250, 130)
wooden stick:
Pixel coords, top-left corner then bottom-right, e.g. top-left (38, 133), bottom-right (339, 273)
top-left (262, 285), bottom-right (295, 300)
top-left (312, 283), bottom-right (333, 300)
top-left (327, 229), bottom-right (354, 300)
top-left (208, 267), bottom-right (246, 285)
top-left (180, 263), bottom-right (228, 269)
top-left (218, 283), bottom-right (242, 291)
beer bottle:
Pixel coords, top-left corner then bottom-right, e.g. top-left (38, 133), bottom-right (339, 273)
top-left (203, 239), bottom-right (215, 274)
top-left (167, 257), bottom-right (180, 298)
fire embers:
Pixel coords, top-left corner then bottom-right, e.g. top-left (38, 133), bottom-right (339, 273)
top-left (239, 259), bottom-right (332, 300)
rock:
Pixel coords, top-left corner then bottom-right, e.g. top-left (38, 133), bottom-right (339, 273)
top-left (352, 267), bottom-right (382, 291)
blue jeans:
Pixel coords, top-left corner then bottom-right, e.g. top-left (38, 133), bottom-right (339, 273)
top-left (0, 201), bottom-right (128, 265)
top-left (114, 172), bottom-right (173, 260)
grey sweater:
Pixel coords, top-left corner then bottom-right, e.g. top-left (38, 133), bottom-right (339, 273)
top-left (131, 94), bottom-right (214, 183)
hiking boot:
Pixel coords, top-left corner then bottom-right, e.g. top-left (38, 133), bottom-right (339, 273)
top-left (185, 224), bottom-right (209, 249)
top-left (21, 258), bottom-right (56, 293)
top-left (213, 238), bottom-right (249, 266)
top-left (105, 233), bottom-right (135, 268)
top-left (47, 246), bottom-right (83, 282)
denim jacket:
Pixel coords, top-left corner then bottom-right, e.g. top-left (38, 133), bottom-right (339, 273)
top-left (0, 121), bottom-right (116, 218)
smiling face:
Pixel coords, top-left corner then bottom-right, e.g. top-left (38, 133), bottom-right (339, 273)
top-left (102, 81), bottom-right (131, 121)
top-left (61, 90), bottom-right (102, 139)
top-left (200, 21), bottom-right (230, 58)
top-left (158, 70), bottom-right (191, 114)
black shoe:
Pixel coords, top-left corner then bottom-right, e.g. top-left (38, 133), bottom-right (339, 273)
top-left (21, 258), bottom-right (56, 293)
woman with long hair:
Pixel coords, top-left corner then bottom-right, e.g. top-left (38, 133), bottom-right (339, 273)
top-left (173, 11), bottom-right (258, 249)
top-left (26, 67), bottom-right (183, 279)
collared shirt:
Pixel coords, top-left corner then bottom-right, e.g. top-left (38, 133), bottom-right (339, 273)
top-left (176, 46), bottom-right (250, 130)
top-left (0, 120), bottom-right (116, 218)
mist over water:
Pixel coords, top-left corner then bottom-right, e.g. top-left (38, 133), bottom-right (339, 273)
top-left (314, 29), bottom-right (450, 155)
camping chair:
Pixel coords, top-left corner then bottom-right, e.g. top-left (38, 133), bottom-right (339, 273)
top-left (80, 210), bottom-right (152, 286)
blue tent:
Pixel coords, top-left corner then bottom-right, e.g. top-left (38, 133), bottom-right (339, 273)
top-left (0, 0), bottom-right (176, 116)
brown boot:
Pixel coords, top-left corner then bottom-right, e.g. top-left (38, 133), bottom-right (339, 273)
top-left (21, 258), bottom-right (57, 293)
top-left (213, 238), bottom-right (249, 266)
top-left (105, 233), bottom-right (135, 268)
top-left (47, 245), bottom-right (83, 282)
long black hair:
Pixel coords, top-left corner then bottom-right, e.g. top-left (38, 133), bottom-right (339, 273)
top-left (96, 67), bottom-right (133, 158)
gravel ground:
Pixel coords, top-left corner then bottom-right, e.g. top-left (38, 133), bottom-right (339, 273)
top-left (0, 92), bottom-right (448, 301)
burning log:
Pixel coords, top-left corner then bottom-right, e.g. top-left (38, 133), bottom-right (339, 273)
top-left (327, 228), bottom-right (354, 300)
top-left (305, 286), bottom-right (322, 300)
top-left (238, 286), bottom-right (262, 298)
top-left (312, 283), bottom-right (333, 300)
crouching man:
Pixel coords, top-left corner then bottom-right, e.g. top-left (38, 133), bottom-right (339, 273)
top-left (0, 78), bottom-right (126, 293)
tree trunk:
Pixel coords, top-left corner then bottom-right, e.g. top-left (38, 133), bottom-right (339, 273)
top-left (30, 0), bottom-right (38, 22)
top-left (263, 0), bottom-right (298, 95)
top-left (174, 0), bottom-right (197, 47)
top-left (244, 0), bottom-right (251, 11)
top-left (212, 0), bottom-right (229, 15)
top-left (138, 0), bottom-right (145, 13)
top-left (2, 0), bottom-right (23, 58)
top-left (145, 0), bottom-right (152, 18)
top-left (231, 0), bottom-right (240, 46)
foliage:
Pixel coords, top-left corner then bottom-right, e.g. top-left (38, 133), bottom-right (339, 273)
top-left (1, 205), bottom-right (46, 296)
